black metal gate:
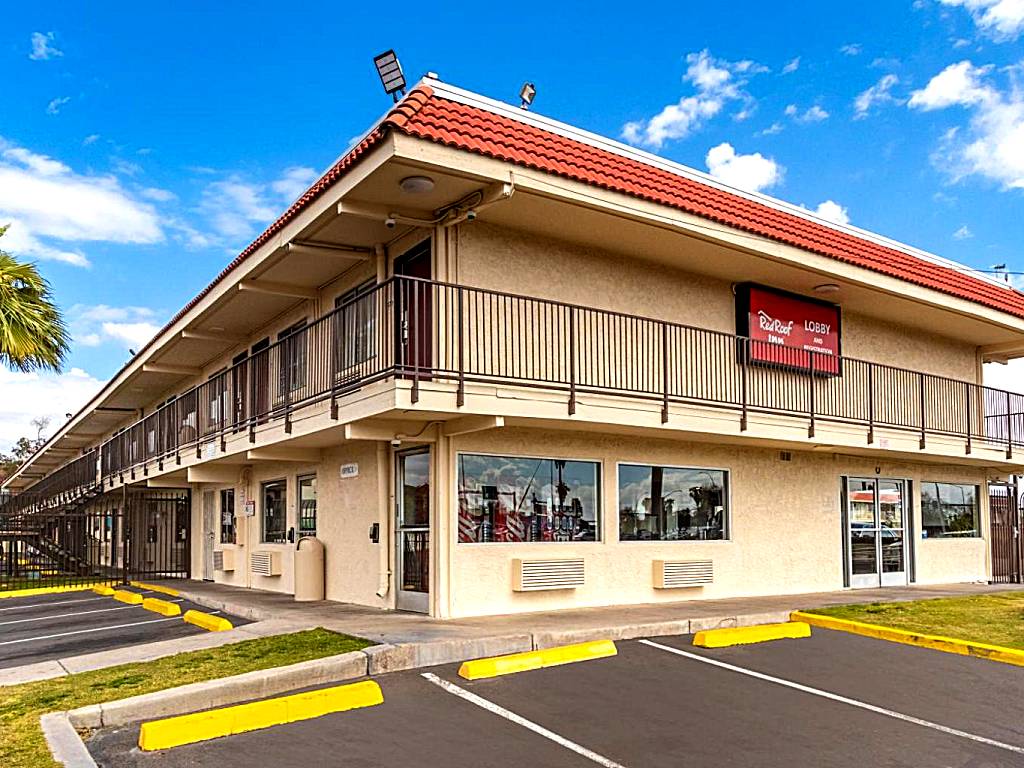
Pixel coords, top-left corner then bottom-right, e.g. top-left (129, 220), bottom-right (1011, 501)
top-left (990, 482), bottom-right (1022, 584)
top-left (0, 488), bottom-right (190, 592)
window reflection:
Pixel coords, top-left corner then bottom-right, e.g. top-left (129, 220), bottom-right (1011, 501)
top-left (921, 482), bottom-right (980, 538)
top-left (619, 465), bottom-right (728, 541)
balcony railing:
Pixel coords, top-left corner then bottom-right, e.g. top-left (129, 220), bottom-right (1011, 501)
top-left (11, 276), bottom-right (1024, 504)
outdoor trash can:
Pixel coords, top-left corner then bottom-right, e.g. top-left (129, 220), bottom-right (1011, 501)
top-left (294, 536), bottom-right (325, 601)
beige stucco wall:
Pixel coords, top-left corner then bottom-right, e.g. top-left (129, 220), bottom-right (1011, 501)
top-left (192, 441), bottom-right (388, 608)
top-left (443, 426), bottom-right (989, 618)
top-left (454, 222), bottom-right (979, 383)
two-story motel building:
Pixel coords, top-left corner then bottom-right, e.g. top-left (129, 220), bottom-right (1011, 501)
top-left (5, 78), bottom-right (1024, 618)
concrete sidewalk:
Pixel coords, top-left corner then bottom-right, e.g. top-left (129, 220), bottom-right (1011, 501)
top-left (163, 580), bottom-right (1021, 647)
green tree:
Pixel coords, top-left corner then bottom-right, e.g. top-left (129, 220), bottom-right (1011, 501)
top-left (0, 226), bottom-right (69, 372)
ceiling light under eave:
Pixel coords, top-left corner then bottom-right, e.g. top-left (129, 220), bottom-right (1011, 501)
top-left (399, 176), bottom-right (435, 195)
top-left (813, 283), bottom-right (841, 295)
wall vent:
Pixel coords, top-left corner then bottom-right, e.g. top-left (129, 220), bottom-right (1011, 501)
top-left (213, 549), bottom-right (235, 572)
top-left (250, 550), bottom-right (282, 577)
top-left (778, 451), bottom-right (793, 462)
top-left (512, 558), bottom-right (585, 591)
top-left (653, 559), bottom-right (713, 589)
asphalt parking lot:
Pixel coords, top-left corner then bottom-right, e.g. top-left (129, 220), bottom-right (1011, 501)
top-left (0, 587), bottom-right (247, 669)
top-left (87, 627), bottom-right (1024, 768)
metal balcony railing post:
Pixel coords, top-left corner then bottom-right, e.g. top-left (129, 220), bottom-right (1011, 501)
top-left (1007, 390), bottom-right (1013, 459)
top-left (919, 373), bottom-right (927, 450)
top-left (284, 340), bottom-right (293, 435)
top-left (568, 306), bottom-right (577, 416)
top-left (867, 364), bottom-right (875, 445)
top-left (661, 323), bottom-right (669, 423)
top-left (740, 338), bottom-right (748, 431)
top-left (457, 287), bottom-right (466, 408)
top-left (965, 382), bottom-right (972, 455)
top-left (808, 350), bottom-right (816, 438)
top-left (411, 281), bottom-right (420, 404)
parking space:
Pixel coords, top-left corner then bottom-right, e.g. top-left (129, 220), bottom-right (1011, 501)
top-left (86, 628), bottom-right (1024, 768)
top-left (0, 587), bottom-right (248, 669)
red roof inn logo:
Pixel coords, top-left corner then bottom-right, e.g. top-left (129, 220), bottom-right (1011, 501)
top-left (756, 310), bottom-right (795, 343)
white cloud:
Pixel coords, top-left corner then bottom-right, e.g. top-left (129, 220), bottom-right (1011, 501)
top-left (854, 74), bottom-right (901, 118)
top-left (840, 43), bottom-right (863, 55)
top-left (788, 104), bottom-right (829, 123)
top-left (757, 122), bottom-right (785, 136)
top-left (621, 50), bottom-right (766, 148)
top-left (705, 142), bottom-right (784, 193)
top-left (0, 368), bottom-right (102, 452)
top-left (0, 139), bottom-right (163, 267)
top-left (813, 200), bottom-right (851, 225)
top-left (782, 57), bottom-right (801, 74)
top-left (953, 224), bottom-right (974, 238)
top-left (270, 166), bottom-right (317, 201)
top-left (68, 305), bottom-right (162, 350)
top-left (82, 134), bottom-right (100, 146)
top-left (29, 32), bottom-right (62, 61)
top-left (140, 187), bottom-right (176, 202)
top-left (110, 157), bottom-right (142, 176)
top-left (908, 61), bottom-right (1024, 189)
top-left (46, 96), bottom-right (70, 115)
top-left (940, 0), bottom-right (1024, 40)
top-left (907, 61), bottom-right (992, 109)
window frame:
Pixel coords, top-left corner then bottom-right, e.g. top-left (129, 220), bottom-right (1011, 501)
top-left (296, 473), bottom-right (318, 539)
top-left (219, 488), bottom-right (236, 545)
top-left (920, 481), bottom-right (982, 540)
top-left (616, 462), bottom-right (732, 543)
top-left (261, 478), bottom-right (288, 544)
top-left (455, 450), bottom-right (603, 545)
top-left (333, 278), bottom-right (378, 379)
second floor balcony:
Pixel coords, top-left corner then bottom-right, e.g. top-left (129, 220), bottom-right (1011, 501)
top-left (15, 274), bottom-right (1024, 503)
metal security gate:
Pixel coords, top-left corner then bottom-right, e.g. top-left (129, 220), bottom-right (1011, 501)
top-left (0, 489), bottom-right (190, 592)
top-left (990, 482), bottom-right (1022, 584)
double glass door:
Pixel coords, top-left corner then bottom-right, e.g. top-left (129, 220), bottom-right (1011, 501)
top-left (847, 478), bottom-right (908, 588)
top-left (396, 450), bottom-right (430, 612)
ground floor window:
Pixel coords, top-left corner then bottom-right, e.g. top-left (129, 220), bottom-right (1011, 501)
top-left (262, 479), bottom-right (287, 543)
top-left (298, 474), bottom-right (317, 538)
top-left (220, 488), bottom-right (235, 544)
top-left (457, 454), bottom-right (600, 542)
top-left (921, 482), bottom-right (980, 538)
top-left (618, 464), bottom-right (728, 541)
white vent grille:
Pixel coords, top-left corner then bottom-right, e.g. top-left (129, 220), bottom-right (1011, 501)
top-left (250, 550), bottom-right (282, 577)
top-left (512, 558), bottom-right (585, 591)
top-left (653, 559), bottom-right (713, 588)
top-left (213, 549), bottom-right (234, 572)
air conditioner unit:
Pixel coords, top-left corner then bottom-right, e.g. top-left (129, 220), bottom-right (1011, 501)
top-left (653, 559), bottom-right (713, 589)
top-left (512, 558), bottom-right (585, 592)
top-left (250, 550), bottom-right (282, 577)
top-left (213, 549), bottom-right (235, 572)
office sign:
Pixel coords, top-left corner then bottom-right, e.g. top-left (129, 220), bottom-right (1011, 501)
top-left (736, 284), bottom-right (841, 374)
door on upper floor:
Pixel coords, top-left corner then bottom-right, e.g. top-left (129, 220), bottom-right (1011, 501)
top-left (394, 240), bottom-right (433, 379)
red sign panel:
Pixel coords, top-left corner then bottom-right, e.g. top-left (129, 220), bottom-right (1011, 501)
top-left (737, 284), bottom-right (841, 374)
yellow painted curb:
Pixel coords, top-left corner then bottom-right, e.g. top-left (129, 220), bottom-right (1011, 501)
top-left (458, 640), bottom-right (617, 680)
top-left (693, 621), bottom-right (811, 648)
top-left (92, 585), bottom-right (116, 596)
top-left (183, 609), bottom-right (233, 632)
top-left (142, 597), bottom-right (181, 617)
top-left (138, 679), bottom-right (384, 751)
top-left (131, 580), bottom-right (180, 597)
top-left (113, 589), bottom-right (144, 605)
top-left (792, 611), bottom-right (1024, 668)
top-left (0, 583), bottom-right (104, 599)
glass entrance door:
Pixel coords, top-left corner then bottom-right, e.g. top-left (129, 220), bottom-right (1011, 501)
top-left (396, 450), bottom-right (430, 612)
top-left (847, 478), bottom-right (908, 588)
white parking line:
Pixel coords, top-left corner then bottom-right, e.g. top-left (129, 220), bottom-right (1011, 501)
top-left (639, 639), bottom-right (1024, 756)
top-left (422, 672), bottom-right (628, 767)
top-left (0, 595), bottom-right (108, 612)
top-left (0, 616), bottom-right (183, 647)
top-left (0, 599), bottom-right (184, 627)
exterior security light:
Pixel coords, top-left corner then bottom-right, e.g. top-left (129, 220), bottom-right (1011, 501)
top-left (399, 175), bottom-right (435, 194)
top-left (374, 49), bottom-right (406, 102)
top-left (519, 82), bottom-right (536, 109)
top-left (813, 283), bottom-right (840, 294)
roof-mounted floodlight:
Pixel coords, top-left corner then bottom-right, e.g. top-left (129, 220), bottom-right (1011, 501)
top-left (374, 49), bottom-right (406, 102)
top-left (519, 82), bottom-right (536, 110)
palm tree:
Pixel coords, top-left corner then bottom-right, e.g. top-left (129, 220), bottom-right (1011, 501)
top-left (0, 226), bottom-right (69, 372)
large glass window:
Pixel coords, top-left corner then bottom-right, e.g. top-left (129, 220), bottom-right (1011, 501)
top-left (457, 454), bottom-right (600, 543)
top-left (219, 489), bottom-right (235, 544)
top-left (618, 464), bottom-right (728, 541)
top-left (262, 479), bottom-right (287, 543)
top-left (277, 320), bottom-right (308, 395)
top-left (334, 279), bottom-right (377, 375)
top-left (297, 474), bottom-right (317, 538)
top-left (921, 482), bottom-right (980, 538)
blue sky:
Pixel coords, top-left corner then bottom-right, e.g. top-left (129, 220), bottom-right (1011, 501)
top-left (1, 1), bottom-right (1023, 448)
